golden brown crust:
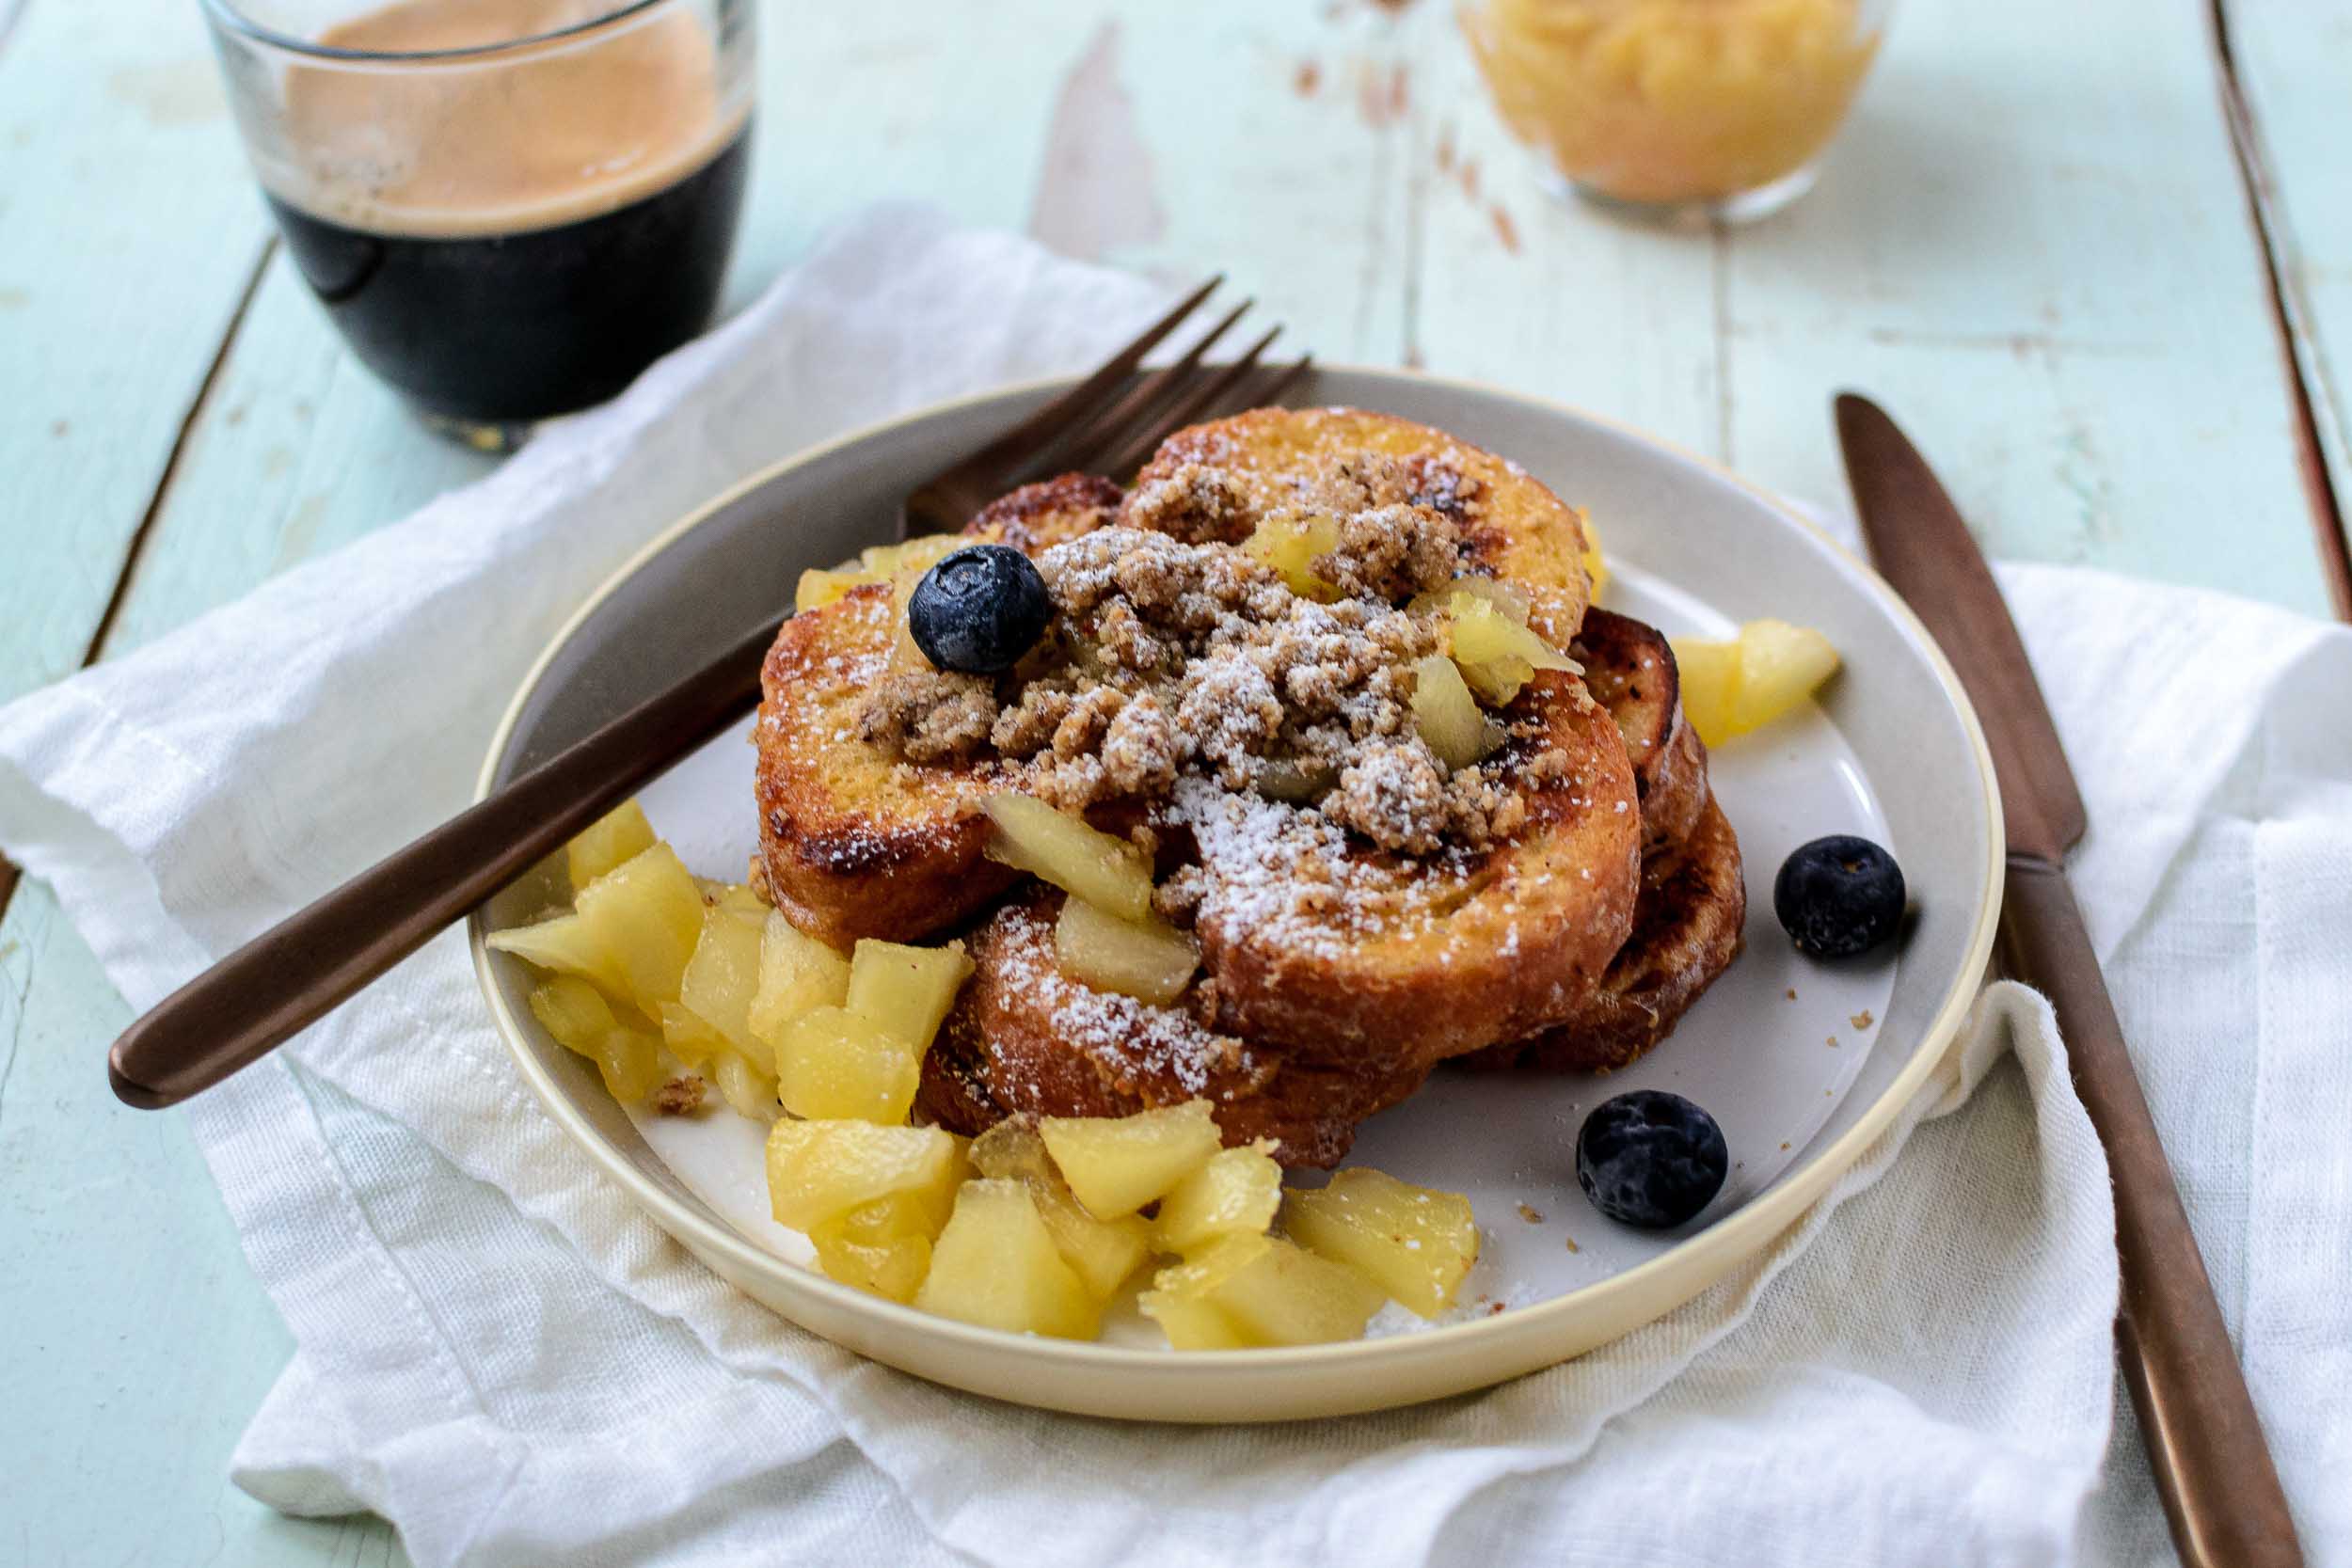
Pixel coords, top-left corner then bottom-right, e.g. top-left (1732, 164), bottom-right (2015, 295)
top-left (1574, 608), bottom-right (1709, 854)
top-left (752, 477), bottom-right (1125, 944)
top-left (1465, 794), bottom-right (1745, 1073)
top-left (1183, 669), bottom-right (1643, 1073)
top-left (917, 887), bottom-right (1431, 1167)
top-left (753, 585), bottom-right (1016, 943)
top-left (1128, 406), bottom-right (1596, 644)
top-left (961, 472), bottom-right (1125, 552)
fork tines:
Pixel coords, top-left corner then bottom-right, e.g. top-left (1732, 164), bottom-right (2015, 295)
top-left (904, 278), bottom-right (1311, 536)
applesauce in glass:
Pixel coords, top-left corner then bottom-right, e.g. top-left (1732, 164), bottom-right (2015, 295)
top-left (1462, 0), bottom-right (1890, 223)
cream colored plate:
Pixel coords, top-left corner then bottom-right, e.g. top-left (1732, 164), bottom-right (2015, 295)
top-left (471, 368), bottom-right (2002, 1421)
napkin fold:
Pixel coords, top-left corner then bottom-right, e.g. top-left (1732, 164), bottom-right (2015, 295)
top-left (4, 205), bottom-right (2346, 1568)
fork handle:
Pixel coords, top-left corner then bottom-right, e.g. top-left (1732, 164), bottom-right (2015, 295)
top-left (2000, 856), bottom-right (2303, 1568)
top-left (108, 614), bottom-right (785, 1110)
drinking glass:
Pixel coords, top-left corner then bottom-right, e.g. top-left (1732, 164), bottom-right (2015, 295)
top-left (201, 0), bottom-right (756, 450)
top-left (1462, 0), bottom-right (1892, 225)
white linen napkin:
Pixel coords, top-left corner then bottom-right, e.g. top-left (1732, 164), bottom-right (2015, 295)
top-left (3, 205), bottom-right (2346, 1568)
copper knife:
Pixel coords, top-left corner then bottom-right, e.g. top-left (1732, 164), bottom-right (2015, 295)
top-left (1835, 393), bottom-right (2303, 1568)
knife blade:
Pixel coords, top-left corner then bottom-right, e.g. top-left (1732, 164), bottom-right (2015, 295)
top-left (1834, 392), bottom-right (2303, 1568)
top-left (1833, 395), bottom-right (2085, 863)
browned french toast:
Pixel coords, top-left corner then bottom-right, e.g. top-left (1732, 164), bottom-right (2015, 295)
top-left (1128, 406), bottom-right (1597, 643)
top-left (1466, 795), bottom-right (1745, 1072)
top-left (751, 476), bottom-right (1125, 943)
top-left (754, 404), bottom-right (1743, 1159)
top-left (1178, 667), bottom-right (1641, 1071)
top-left (918, 888), bottom-right (1433, 1167)
top-left (1574, 608), bottom-right (1708, 854)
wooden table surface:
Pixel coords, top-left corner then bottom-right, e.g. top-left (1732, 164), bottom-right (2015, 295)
top-left (4, 1), bottom-right (2348, 1561)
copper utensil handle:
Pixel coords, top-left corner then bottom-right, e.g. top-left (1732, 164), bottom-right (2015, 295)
top-left (108, 614), bottom-right (785, 1110)
top-left (2001, 856), bottom-right (2303, 1567)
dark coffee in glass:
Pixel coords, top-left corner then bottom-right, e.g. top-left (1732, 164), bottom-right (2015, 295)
top-left (205, 0), bottom-right (755, 447)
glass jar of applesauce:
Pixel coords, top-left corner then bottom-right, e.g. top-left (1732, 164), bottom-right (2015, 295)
top-left (1461, 0), bottom-right (1890, 223)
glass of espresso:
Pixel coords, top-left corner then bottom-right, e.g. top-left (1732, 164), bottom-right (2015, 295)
top-left (202, 0), bottom-right (755, 450)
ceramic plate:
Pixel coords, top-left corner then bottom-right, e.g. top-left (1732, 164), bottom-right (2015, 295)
top-left (471, 368), bottom-right (2001, 1420)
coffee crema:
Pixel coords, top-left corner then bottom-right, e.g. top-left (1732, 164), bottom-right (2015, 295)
top-left (274, 0), bottom-right (745, 238)
top-left (254, 0), bottom-right (753, 427)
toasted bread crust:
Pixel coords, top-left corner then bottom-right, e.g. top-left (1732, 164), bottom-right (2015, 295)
top-left (1575, 609), bottom-right (1709, 853)
top-left (1186, 669), bottom-right (1642, 1072)
top-left (1466, 794), bottom-right (1745, 1073)
top-left (1129, 406), bottom-right (1597, 643)
top-left (962, 471), bottom-right (1125, 551)
top-left (917, 888), bottom-right (1431, 1167)
top-left (753, 478), bottom-right (1125, 944)
top-left (753, 585), bottom-right (1014, 943)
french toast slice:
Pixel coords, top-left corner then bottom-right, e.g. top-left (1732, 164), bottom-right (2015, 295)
top-left (1128, 405), bottom-right (1597, 643)
top-left (916, 888), bottom-right (1431, 1168)
top-left (1574, 608), bottom-right (1709, 854)
top-left (751, 476), bottom-right (1123, 944)
top-left (1182, 667), bottom-right (1643, 1073)
top-left (1466, 794), bottom-right (1745, 1073)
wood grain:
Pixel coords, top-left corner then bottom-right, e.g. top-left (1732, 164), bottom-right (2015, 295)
top-left (4, 2), bottom-right (2349, 1564)
top-left (0, 0), bottom-right (274, 705)
top-left (2215, 0), bottom-right (2352, 616)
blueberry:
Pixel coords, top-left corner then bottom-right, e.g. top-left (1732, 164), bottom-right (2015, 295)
top-left (906, 546), bottom-right (1053, 673)
top-left (1773, 834), bottom-right (1906, 958)
top-left (1576, 1090), bottom-right (1728, 1229)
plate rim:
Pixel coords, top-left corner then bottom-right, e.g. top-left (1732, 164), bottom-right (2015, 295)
top-left (469, 365), bottom-right (2005, 1396)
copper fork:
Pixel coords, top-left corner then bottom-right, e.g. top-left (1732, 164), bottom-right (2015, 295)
top-left (108, 279), bottom-right (1311, 1110)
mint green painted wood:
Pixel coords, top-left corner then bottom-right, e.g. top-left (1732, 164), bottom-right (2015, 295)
top-left (0, 0), bottom-right (273, 705)
top-left (1413, 0), bottom-right (2333, 616)
top-left (0, 4), bottom-right (2343, 1566)
top-left (2226, 0), bottom-right (2352, 558)
top-left (0, 881), bottom-right (408, 1566)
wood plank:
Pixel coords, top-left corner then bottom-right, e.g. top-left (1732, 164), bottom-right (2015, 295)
top-left (1410, 0), bottom-right (2333, 616)
top-left (2218, 0), bottom-right (2352, 612)
top-left (1411, 7), bottom-right (1724, 458)
top-left (0, 881), bottom-right (409, 1568)
top-left (0, 0), bottom-right (274, 705)
top-left (1720, 0), bottom-right (2328, 616)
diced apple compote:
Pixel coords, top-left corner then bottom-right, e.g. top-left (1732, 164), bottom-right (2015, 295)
top-left (747, 914), bottom-right (852, 1047)
top-left (914, 1180), bottom-right (1102, 1338)
top-left (1039, 1099), bottom-right (1222, 1219)
top-left (1446, 594), bottom-right (1578, 705)
top-left (1409, 654), bottom-right (1503, 769)
top-left (775, 1005), bottom-right (920, 1124)
top-left (1138, 1231), bottom-right (1268, 1350)
top-left (765, 1119), bottom-right (963, 1232)
top-left (845, 939), bottom-right (974, 1053)
top-left (1578, 514), bottom-right (1609, 602)
top-left (487, 911), bottom-right (631, 999)
top-left (1053, 897), bottom-right (1199, 1006)
top-left (573, 842), bottom-right (705, 1010)
top-left (677, 900), bottom-right (766, 1056)
top-left (1280, 1166), bottom-right (1480, 1318)
top-left (969, 1117), bottom-right (1056, 1183)
top-left (1243, 512), bottom-right (1344, 600)
top-left (1670, 618), bottom-right (1840, 746)
top-left (971, 1119), bottom-right (1154, 1298)
top-left (529, 976), bottom-right (661, 1101)
top-left (657, 1000), bottom-right (727, 1070)
top-left (1209, 1235), bottom-right (1386, 1346)
top-left (980, 794), bottom-right (1152, 921)
top-left (565, 799), bottom-right (657, 893)
top-left (810, 1227), bottom-right (930, 1303)
top-left (1407, 574), bottom-right (1533, 626)
top-left (708, 1048), bottom-right (780, 1121)
top-left (1153, 1142), bottom-right (1283, 1254)
top-left (807, 1170), bottom-right (969, 1303)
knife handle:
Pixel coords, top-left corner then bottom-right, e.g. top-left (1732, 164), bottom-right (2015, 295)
top-left (2000, 856), bottom-right (2303, 1568)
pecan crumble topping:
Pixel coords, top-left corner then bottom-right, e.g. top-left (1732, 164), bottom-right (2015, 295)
top-left (854, 451), bottom-right (1560, 859)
